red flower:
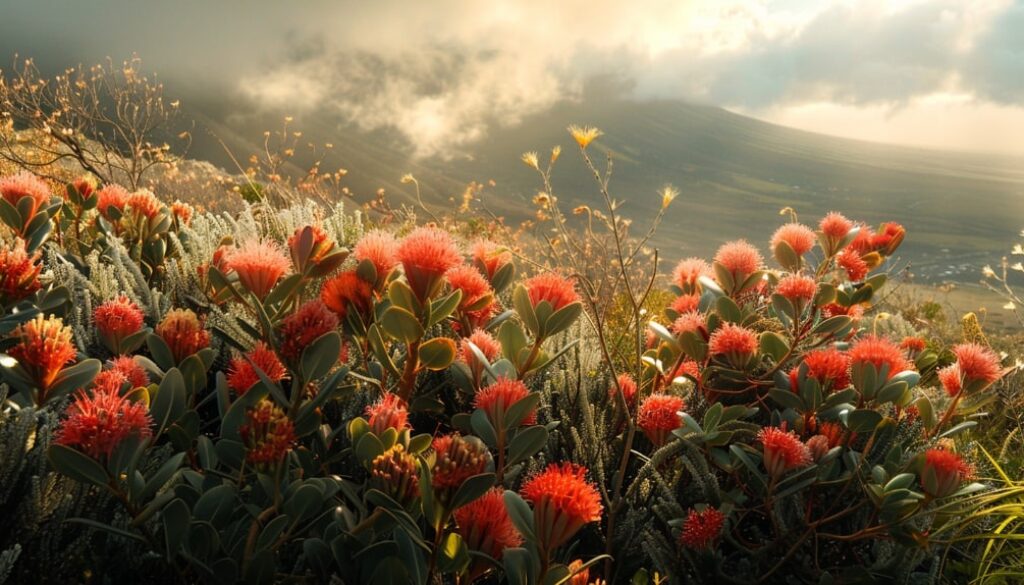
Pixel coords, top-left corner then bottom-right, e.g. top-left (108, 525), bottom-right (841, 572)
top-left (370, 445), bottom-right (420, 509)
top-left (672, 257), bottom-right (711, 293)
top-left (471, 239), bottom-right (512, 280)
top-left (637, 393), bottom-right (685, 446)
top-left (354, 229), bottom-right (399, 283)
top-left (520, 462), bottom-right (603, 550)
top-left (673, 359), bottom-right (700, 381)
top-left (277, 300), bottom-right (339, 363)
top-left (672, 311), bottom-right (705, 336)
top-left (775, 274), bottom-right (817, 307)
top-left (800, 348), bottom-right (851, 390)
top-left (0, 238), bottom-right (42, 305)
top-left (871, 222), bottom-right (905, 256)
top-left (226, 240), bottom-right (291, 300)
top-left (708, 323), bottom-right (758, 369)
top-left (0, 171), bottom-right (51, 230)
top-left (109, 355), bottom-right (149, 389)
top-left (126, 189), bottom-right (163, 219)
top-left (459, 328), bottom-right (501, 364)
top-left (670, 293), bottom-right (701, 315)
top-left (320, 271), bottom-right (373, 324)
top-left (92, 369), bottom-right (129, 394)
top-left (431, 434), bottom-right (491, 506)
top-left (848, 225), bottom-right (875, 256)
top-left (822, 302), bottom-right (864, 321)
top-left (227, 342), bottom-right (287, 396)
top-left (849, 335), bottom-right (911, 380)
top-left (900, 336), bottom-right (927, 354)
top-left (455, 488), bottom-right (523, 578)
top-left (55, 385), bottom-right (153, 459)
top-left (771, 223), bottom-right (817, 257)
top-left (156, 309), bottom-right (210, 364)
top-left (921, 448), bottom-right (973, 498)
top-left (819, 421), bottom-right (847, 448)
top-left (446, 264), bottom-right (495, 326)
top-left (397, 226), bottom-right (462, 300)
top-left (8, 315), bottom-right (76, 393)
top-left (365, 393), bottom-right (410, 435)
top-left (71, 176), bottom-right (95, 200)
top-left (938, 364), bottom-right (963, 397)
top-left (170, 200), bottom-right (193, 225)
top-left (952, 343), bottom-right (1002, 388)
top-left (758, 426), bottom-right (812, 476)
top-left (679, 507), bottom-right (725, 550)
top-left (806, 435), bottom-right (831, 461)
top-left (241, 399), bottom-right (296, 468)
top-left (837, 249), bottom-right (868, 281)
top-left (94, 296), bottom-right (144, 352)
top-left (475, 377), bottom-right (535, 427)
top-left (819, 212), bottom-right (853, 240)
top-left (524, 272), bottom-right (579, 311)
top-left (714, 240), bottom-right (763, 282)
top-left (95, 184), bottom-right (130, 220)
top-left (610, 373), bottom-right (639, 408)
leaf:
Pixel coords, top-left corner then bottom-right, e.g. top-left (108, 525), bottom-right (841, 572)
top-left (428, 290), bottom-right (463, 328)
top-left (498, 321), bottom-right (529, 367)
top-left (938, 420), bottom-right (978, 439)
top-left (147, 332), bottom-right (177, 370)
top-left (151, 368), bottom-right (186, 438)
top-left (759, 331), bottom-right (789, 363)
top-left (502, 491), bottom-right (536, 541)
top-left (470, 409), bottom-right (498, 448)
top-left (48, 445), bottom-right (109, 488)
top-left (67, 518), bottom-right (147, 544)
top-left (379, 307), bottom-right (424, 343)
top-left (768, 388), bottom-right (806, 411)
top-left (45, 358), bottom-right (102, 405)
top-left (845, 409), bottom-right (883, 433)
top-left (418, 337), bottom-right (457, 370)
top-left (544, 302), bottom-right (581, 337)
top-left (812, 316), bottom-right (852, 337)
top-left (507, 426), bottom-right (548, 466)
top-left (256, 515), bottom-right (291, 551)
top-left (716, 296), bottom-right (742, 323)
top-left (163, 498), bottom-right (191, 558)
top-left (512, 284), bottom-right (540, 337)
top-left (301, 331), bottom-right (342, 381)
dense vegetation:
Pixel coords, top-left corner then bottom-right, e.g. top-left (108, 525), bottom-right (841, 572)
top-left (0, 61), bottom-right (1023, 585)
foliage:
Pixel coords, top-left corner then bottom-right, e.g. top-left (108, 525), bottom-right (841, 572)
top-left (0, 127), bottom-right (1017, 585)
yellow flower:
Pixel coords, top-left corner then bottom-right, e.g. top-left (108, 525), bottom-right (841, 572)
top-left (660, 185), bottom-right (679, 209)
top-left (568, 125), bottom-right (602, 149)
top-left (521, 151), bottom-right (539, 170)
top-left (550, 145), bottom-right (561, 164)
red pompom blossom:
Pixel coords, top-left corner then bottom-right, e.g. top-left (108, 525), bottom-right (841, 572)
top-left (0, 238), bottom-right (42, 305)
top-left (287, 225), bottom-right (337, 272)
top-left (95, 184), bottom-right (130, 220)
top-left (0, 171), bottom-right (51, 230)
top-left (775, 274), bottom-right (817, 310)
top-left (55, 385), bottom-right (153, 460)
top-left (126, 189), bottom-right (163, 220)
top-left (921, 448), bottom-right (973, 499)
top-left (798, 348), bottom-right (851, 391)
top-left (226, 239), bottom-right (291, 300)
top-left (397, 226), bottom-right (462, 300)
top-left (637, 393), bottom-right (685, 446)
top-left (8, 315), bottom-right (77, 393)
top-left (241, 399), bottom-right (296, 468)
top-left (938, 364), bottom-right (963, 397)
top-left (370, 445), bottom-right (420, 509)
top-left (475, 377), bottom-right (536, 427)
top-left (227, 342), bottom-right (287, 396)
top-left (520, 462), bottom-right (603, 550)
top-left (365, 393), bottom-right (410, 435)
top-left (610, 372), bottom-right (639, 408)
top-left (952, 343), bottom-right (1002, 389)
top-left (708, 323), bottom-right (759, 369)
top-left (459, 328), bottom-right (502, 386)
top-left (714, 240), bottom-right (763, 284)
top-left (837, 249), bottom-right (868, 281)
top-left (848, 335), bottom-right (911, 381)
top-left (431, 434), bottom-right (492, 506)
top-left (672, 257), bottom-right (711, 294)
top-left (758, 426), bottom-right (812, 477)
top-left (900, 336), bottom-right (927, 355)
top-left (679, 507), bottom-right (726, 550)
top-left (156, 309), bottom-right (210, 364)
top-left (455, 488), bottom-right (523, 579)
top-left (277, 300), bottom-right (339, 363)
top-left (446, 264), bottom-right (495, 327)
top-left (471, 239), bottom-right (512, 280)
top-left (819, 212), bottom-right (853, 241)
top-left (354, 229), bottom-right (399, 283)
top-left (170, 200), bottom-right (193, 225)
top-left (871, 222), bottom-right (905, 256)
top-left (672, 311), bottom-right (706, 336)
top-left (320, 271), bottom-right (373, 324)
top-left (524, 272), bottom-right (579, 312)
top-left (771, 223), bottom-right (817, 257)
top-left (109, 355), bottom-right (150, 389)
top-left (94, 296), bottom-right (145, 352)
top-left (670, 293), bottom-right (701, 316)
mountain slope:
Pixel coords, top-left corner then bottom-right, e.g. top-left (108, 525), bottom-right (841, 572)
top-left (192, 99), bottom-right (1024, 282)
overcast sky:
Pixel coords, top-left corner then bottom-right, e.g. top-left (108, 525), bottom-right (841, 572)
top-left (3, 0), bottom-right (1022, 157)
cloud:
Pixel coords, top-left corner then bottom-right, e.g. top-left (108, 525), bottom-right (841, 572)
top-left (1, 0), bottom-right (1021, 157)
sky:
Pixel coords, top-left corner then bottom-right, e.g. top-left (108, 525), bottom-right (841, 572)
top-left (2, 0), bottom-right (1022, 158)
